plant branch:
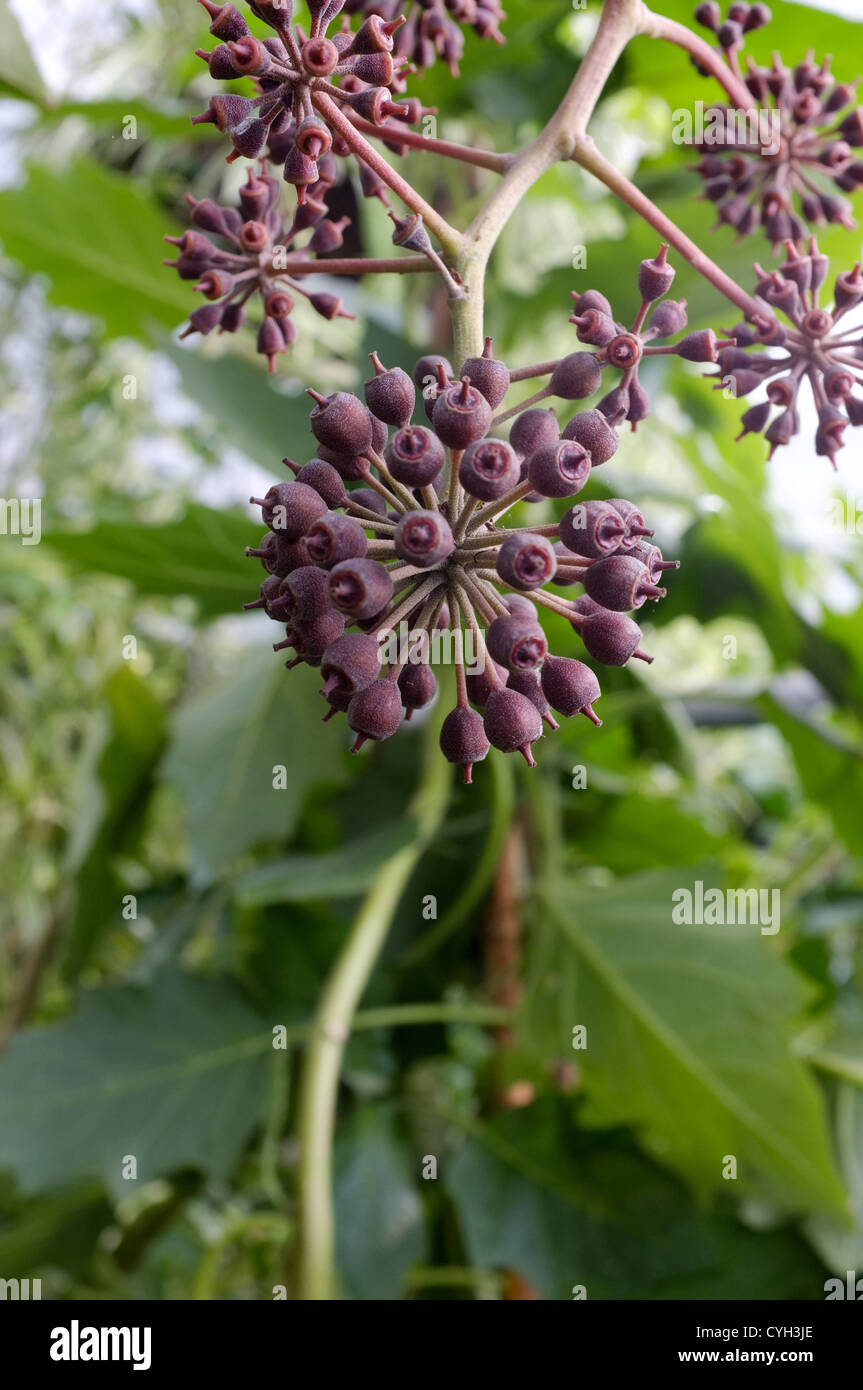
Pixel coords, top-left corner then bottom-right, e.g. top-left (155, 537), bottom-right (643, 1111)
top-left (345, 112), bottom-right (511, 174)
top-left (639, 6), bottom-right (757, 111)
top-left (296, 714), bottom-right (451, 1300)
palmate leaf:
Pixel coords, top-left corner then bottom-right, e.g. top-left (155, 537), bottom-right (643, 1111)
top-left (0, 971), bottom-right (270, 1198)
top-left (0, 160), bottom-right (189, 339)
top-left (160, 650), bottom-right (349, 885)
top-left (528, 868), bottom-right (846, 1216)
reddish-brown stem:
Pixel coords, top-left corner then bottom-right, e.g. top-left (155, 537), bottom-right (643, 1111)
top-left (285, 256), bottom-right (433, 276)
top-left (639, 6), bottom-right (758, 113)
top-left (345, 112), bottom-right (511, 174)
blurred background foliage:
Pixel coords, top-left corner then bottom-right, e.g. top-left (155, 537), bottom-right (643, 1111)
top-left (1, 0), bottom-right (862, 1300)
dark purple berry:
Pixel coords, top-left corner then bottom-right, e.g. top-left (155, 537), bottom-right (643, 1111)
top-left (483, 687), bottom-right (543, 764)
top-left (578, 610), bottom-right (653, 665)
top-left (308, 389), bottom-right (374, 455)
top-left (386, 426), bottom-right (446, 487)
top-left (571, 289), bottom-right (613, 317)
top-left (393, 509), bottom-right (454, 567)
top-left (559, 500), bottom-right (625, 559)
top-left (398, 662), bottom-right (438, 717)
top-left (439, 705), bottom-right (490, 783)
top-left (506, 669), bottom-right (558, 729)
top-left (320, 632), bottom-right (381, 696)
top-left (466, 659), bottom-right (507, 708)
top-left (509, 407), bottom-right (560, 459)
top-left (292, 458), bottom-right (347, 508)
top-left (540, 656), bottom-right (602, 724)
top-left (648, 299), bottom-right (688, 337)
top-left (637, 244), bottom-right (675, 301)
top-left (549, 352), bottom-right (602, 400)
top-left (503, 592), bottom-right (536, 619)
top-left (527, 440), bottom-right (591, 498)
top-left (583, 554), bottom-right (667, 611)
top-left (432, 377), bottom-right (493, 449)
top-left (348, 676), bottom-right (403, 750)
top-left (486, 613), bottom-right (548, 671)
top-left (364, 351), bottom-right (416, 427)
top-left (606, 498), bottom-right (655, 549)
top-left (460, 337), bottom-right (510, 409)
top-left (305, 514), bottom-right (369, 568)
top-left (496, 532), bottom-right (557, 590)
top-left (562, 408), bottom-right (620, 464)
top-left (348, 486), bottom-right (388, 517)
top-left (268, 565), bottom-right (331, 621)
top-left (329, 557), bottom-right (394, 619)
top-left (458, 438), bottom-right (519, 501)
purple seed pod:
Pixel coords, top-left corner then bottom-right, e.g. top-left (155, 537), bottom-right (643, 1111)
top-left (579, 610), bottom-right (653, 666)
top-left (583, 555), bottom-right (668, 611)
top-left (348, 486), bottom-right (388, 517)
top-left (459, 438), bottom-right (520, 501)
top-left (597, 385), bottom-right (631, 422)
top-left (269, 565), bottom-right (332, 622)
top-left (486, 613), bottom-right (548, 671)
top-left (288, 609), bottom-right (347, 666)
top-left (571, 289), bottom-right (613, 317)
top-left (509, 407), bottom-right (560, 458)
top-left (329, 557), bottom-right (394, 619)
top-left (305, 514), bottom-right (369, 568)
top-left (248, 482), bottom-right (297, 530)
top-left (316, 444), bottom-right (371, 483)
top-left (398, 662), bottom-right (438, 717)
top-left (320, 632), bottom-right (382, 696)
top-left (648, 298), bottom-right (688, 337)
top-left (496, 532), bottom-right (557, 590)
top-left (559, 500), bottom-right (625, 559)
top-left (293, 459), bottom-right (347, 508)
top-left (562, 409), bottom-right (620, 464)
top-left (627, 381), bottom-right (651, 426)
top-left (439, 705), bottom-right (490, 783)
top-left (364, 351), bottom-right (416, 427)
top-left (628, 541), bottom-right (681, 583)
top-left (483, 687), bottom-right (543, 764)
top-left (258, 480), bottom-right (328, 541)
top-left (549, 352), bottom-right (602, 400)
top-left (459, 337), bottom-right (510, 409)
top-left (308, 389), bottom-right (374, 455)
top-left (605, 499), bottom-right (655, 549)
top-left (432, 377), bottom-right (493, 448)
top-left (413, 353), bottom-right (453, 404)
top-left (348, 677), bottom-right (404, 750)
top-left (570, 594), bottom-right (606, 619)
top-left (674, 330), bottom-right (724, 363)
top-left (570, 308), bottom-right (617, 347)
top-left (242, 572), bottom-right (284, 617)
top-left (386, 426), bottom-right (446, 487)
top-left (503, 592), bottom-right (536, 619)
top-left (637, 244), bottom-right (676, 301)
top-left (466, 659), bottom-right (507, 708)
top-left (540, 656), bottom-right (602, 724)
top-left (393, 509), bottom-right (454, 568)
top-left (552, 541), bottom-right (584, 586)
top-left (526, 440), bottom-right (591, 499)
top-left (506, 669), bottom-right (559, 729)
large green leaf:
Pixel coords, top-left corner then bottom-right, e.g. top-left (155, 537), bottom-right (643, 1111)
top-left (449, 1102), bottom-right (827, 1300)
top-left (0, 1), bottom-right (47, 102)
top-left (234, 822), bottom-right (415, 907)
top-left (529, 868), bottom-right (846, 1215)
top-left (334, 1105), bottom-right (425, 1300)
top-left (0, 160), bottom-right (189, 338)
top-left (63, 666), bottom-right (168, 978)
top-left (44, 505), bottom-right (255, 619)
top-left (0, 971), bottom-right (270, 1198)
top-left (160, 650), bottom-right (348, 885)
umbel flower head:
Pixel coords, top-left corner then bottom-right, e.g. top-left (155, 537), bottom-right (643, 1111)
top-left (691, 3), bottom-right (863, 246)
top-left (164, 162), bottom-right (355, 369)
top-left (493, 243), bottom-right (733, 437)
top-left (190, 1), bottom-right (470, 202)
top-left (342, 0), bottom-right (505, 79)
top-left (715, 236), bottom-right (863, 466)
top-left (244, 319), bottom-right (686, 781)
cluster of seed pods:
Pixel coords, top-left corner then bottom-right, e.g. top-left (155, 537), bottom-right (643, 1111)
top-left (242, 256), bottom-right (699, 781)
top-left (691, 2), bottom-right (863, 245)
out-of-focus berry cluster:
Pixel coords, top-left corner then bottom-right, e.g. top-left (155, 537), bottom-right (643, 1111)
top-left (715, 236), bottom-right (863, 465)
top-left (164, 163), bottom-right (355, 370)
top-left (690, 3), bottom-right (863, 245)
top-left (237, 256), bottom-right (723, 782)
top-left (342, 0), bottom-right (505, 79)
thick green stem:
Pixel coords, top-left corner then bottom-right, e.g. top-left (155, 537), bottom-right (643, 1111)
top-left (296, 714), bottom-right (451, 1300)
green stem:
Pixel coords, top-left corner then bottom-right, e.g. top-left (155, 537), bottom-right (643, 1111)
top-left (296, 715), bottom-right (452, 1301)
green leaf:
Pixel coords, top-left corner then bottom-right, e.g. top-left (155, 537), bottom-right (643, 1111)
top-left (334, 1105), bottom-right (425, 1299)
top-left (0, 2), bottom-right (48, 102)
top-left (63, 666), bottom-right (168, 978)
top-left (44, 505), bottom-right (255, 619)
top-left (0, 1182), bottom-right (112, 1280)
top-left (160, 650), bottom-right (348, 885)
top-left (449, 1101), bottom-right (827, 1300)
top-left (530, 868), bottom-right (846, 1216)
top-left (760, 694), bottom-right (863, 853)
top-left (0, 160), bottom-right (190, 339)
top-left (163, 341), bottom-right (313, 467)
top-left (0, 971), bottom-right (270, 1197)
top-left (234, 821), bottom-right (416, 907)
top-left (805, 1082), bottom-right (863, 1276)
